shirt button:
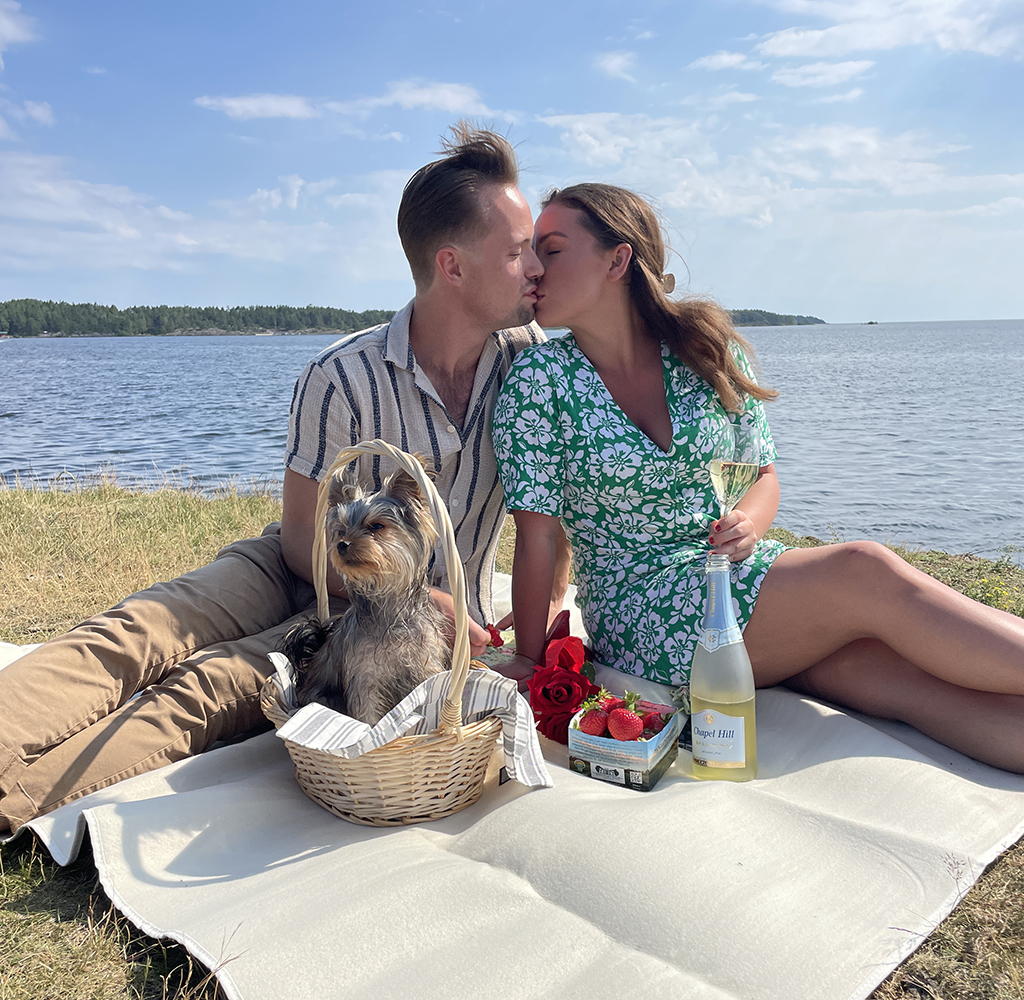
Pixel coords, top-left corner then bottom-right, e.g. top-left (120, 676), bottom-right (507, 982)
top-left (446, 424), bottom-right (457, 434)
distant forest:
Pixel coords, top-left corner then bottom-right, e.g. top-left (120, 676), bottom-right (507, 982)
top-left (729, 309), bottom-right (825, 326)
top-left (0, 299), bottom-right (825, 337)
top-left (0, 299), bottom-right (394, 338)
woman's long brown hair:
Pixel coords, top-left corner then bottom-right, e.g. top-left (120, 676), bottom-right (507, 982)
top-left (543, 183), bottom-right (777, 413)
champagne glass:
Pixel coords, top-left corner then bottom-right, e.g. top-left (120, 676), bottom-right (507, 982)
top-left (707, 417), bottom-right (762, 524)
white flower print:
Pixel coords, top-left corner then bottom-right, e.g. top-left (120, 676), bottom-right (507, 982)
top-left (493, 336), bottom-right (789, 684)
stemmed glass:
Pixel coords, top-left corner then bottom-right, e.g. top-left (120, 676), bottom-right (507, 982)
top-left (707, 417), bottom-right (762, 527)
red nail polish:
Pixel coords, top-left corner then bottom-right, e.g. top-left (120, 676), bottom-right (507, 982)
top-left (708, 535), bottom-right (716, 544)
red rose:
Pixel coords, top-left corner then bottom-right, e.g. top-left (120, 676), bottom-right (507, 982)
top-left (527, 663), bottom-right (600, 744)
top-left (543, 635), bottom-right (586, 672)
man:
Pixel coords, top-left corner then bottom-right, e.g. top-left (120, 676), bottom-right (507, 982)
top-left (0, 124), bottom-right (560, 833)
top-left (280, 125), bottom-right (545, 637)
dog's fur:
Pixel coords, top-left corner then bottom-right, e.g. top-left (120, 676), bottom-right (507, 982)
top-left (279, 461), bottom-right (450, 725)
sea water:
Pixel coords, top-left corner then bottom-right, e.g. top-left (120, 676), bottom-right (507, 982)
top-left (1, 319), bottom-right (1022, 560)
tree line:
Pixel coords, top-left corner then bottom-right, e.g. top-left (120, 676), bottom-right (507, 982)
top-left (0, 299), bottom-right (395, 337)
top-left (729, 309), bottom-right (825, 326)
top-left (0, 299), bottom-right (826, 338)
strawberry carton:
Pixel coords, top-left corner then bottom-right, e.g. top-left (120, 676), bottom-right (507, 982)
top-left (567, 691), bottom-right (682, 792)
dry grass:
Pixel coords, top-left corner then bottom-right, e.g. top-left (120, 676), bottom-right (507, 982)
top-left (2, 484), bottom-right (1024, 998)
top-left (0, 479), bottom-right (283, 644)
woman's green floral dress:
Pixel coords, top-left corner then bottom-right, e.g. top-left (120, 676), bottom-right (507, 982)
top-left (492, 335), bottom-right (790, 687)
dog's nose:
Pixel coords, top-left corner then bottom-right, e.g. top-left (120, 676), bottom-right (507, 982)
top-left (337, 540), bottom-right (350, 553)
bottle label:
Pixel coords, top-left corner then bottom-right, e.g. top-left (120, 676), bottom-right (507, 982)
top-left (698, 625), bottom-right (743, 652)
top-left (691, 709), bottom-right (746, 768)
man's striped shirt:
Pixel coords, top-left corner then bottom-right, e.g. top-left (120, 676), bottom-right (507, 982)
top-left (285, 300), bottom-right (544, 624)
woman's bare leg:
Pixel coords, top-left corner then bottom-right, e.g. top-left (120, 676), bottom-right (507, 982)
top-left (784, 638), bottom-right (1024, 771)
top-left (743, 541), bottom-right (1024, 693)
top-left (741, 542), bottom-right (1024, 770)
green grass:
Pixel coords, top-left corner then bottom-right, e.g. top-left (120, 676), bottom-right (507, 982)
top-left (2, 483), bottom-right (1023, 998)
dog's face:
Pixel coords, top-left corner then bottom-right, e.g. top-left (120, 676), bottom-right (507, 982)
top-left (325, 465), bottom-right (438, 594)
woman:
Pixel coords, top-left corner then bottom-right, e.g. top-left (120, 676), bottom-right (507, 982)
top-left (492, 182), bottom-right (1024, 771)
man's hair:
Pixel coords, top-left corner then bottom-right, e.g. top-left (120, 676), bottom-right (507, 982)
top-left (398, 122), bottom-right (519, 288)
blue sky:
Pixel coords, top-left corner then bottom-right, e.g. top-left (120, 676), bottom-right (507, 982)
top-left (1, 0), bottom-right (1022, 322)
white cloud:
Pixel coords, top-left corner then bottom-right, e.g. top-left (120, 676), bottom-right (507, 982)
top-left (714, 90), bottom-right (760, 105)
top-left (0, 0), bottom-right (33, 71)
top-left (689, 50), bottom-right (766, 70)
top-left (772, 59), bottom-right (873, 86)
top-left (247, 187), bottom-right (282, 211)
top-left (0, 151), bottom-right (150, 225)
top-left (680, 89), bottom-right (762, 108)
top-left (281, 174), bottom-right (304, 209)
top-left (198, 80), bottom-right (505, 126)
top-left (0, 151), bottom-right (412, 282)
top-left (305, 178), bottom-right (337, 196)
top-left (194, 94), bottom-right (319, 120)
top-left (536, 111), bottom-right (1024, 250)
top-left (325, 192), bottom-right (379, 208)
top-left (541, 111), bottom-right (712, 169)
top-left (814, 87), bottom-right (865, 102)
top-left (156, 205), bottom-right (192, 221)
top-left (595, 51), bottom-right (637, 82)
top-left (1, 96), bottom-right (54, 128)
top-left (758, 123), bottom-right (1024, 196)
top-left (324, 79), bottom-right (498, 118)
top-left (21, 99), bottom-right (53, 124)
top-left (219, 174), bottom-right (360, 216)
top-left (538, 112), bottom-right (779, 224)
top-left (944, 195), bottom-right (1024, 216)
top-left (85, 66), bottom-right (107, 75)
top-left (758, 0), bottom-right (1024, 58)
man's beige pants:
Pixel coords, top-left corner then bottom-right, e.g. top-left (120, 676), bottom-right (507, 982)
top-left (0, 524), bottom-right (318, 832)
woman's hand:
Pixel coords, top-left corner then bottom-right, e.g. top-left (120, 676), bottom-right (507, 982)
top-left (429, 587), bottom-right (491, 658)
top-left (493, 653), bottom-right (538, 693)
top-left (708, 510), bottom-right (759, 562)
top-left (709, 463), bottom-right (780, 562)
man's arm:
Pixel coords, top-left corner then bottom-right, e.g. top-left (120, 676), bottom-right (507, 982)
top-left (281, 467), bottom-right (348, 596)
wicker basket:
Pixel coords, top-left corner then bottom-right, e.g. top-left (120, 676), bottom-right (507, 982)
top-left (261, 439), bottom-right (503, 826)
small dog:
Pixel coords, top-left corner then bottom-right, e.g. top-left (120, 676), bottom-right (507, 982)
top-left (280, 461), bottom-right (450, 725)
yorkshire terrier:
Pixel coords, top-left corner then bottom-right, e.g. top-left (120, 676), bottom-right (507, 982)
top-left (280, 461), bottom-right (450, 725)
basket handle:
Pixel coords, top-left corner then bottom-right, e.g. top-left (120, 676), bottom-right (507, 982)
top-left (311, 440), bottom-right (471, 734)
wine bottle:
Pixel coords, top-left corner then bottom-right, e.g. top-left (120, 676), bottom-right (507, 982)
top-left (689, 553), bottom-right (757, 781)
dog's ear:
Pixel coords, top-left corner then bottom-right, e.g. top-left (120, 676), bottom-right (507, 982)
top-left (383, 468), bottom-right (428, 509)
top-left (327, 464), bottom-right (362, 507)
top-left (409, 452), bottom-right (437, 481)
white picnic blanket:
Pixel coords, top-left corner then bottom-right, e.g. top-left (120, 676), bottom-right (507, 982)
top-left (4, 578), bottom-right (1024, 1000)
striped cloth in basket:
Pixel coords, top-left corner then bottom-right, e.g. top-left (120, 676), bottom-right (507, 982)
top-left (267, 652), bottom-right (553, 788)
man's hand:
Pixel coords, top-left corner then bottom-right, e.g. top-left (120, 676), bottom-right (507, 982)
top-left (493, 652), bottom-right (538, 693)
top-left (430, 587), bottom-right (491, 658)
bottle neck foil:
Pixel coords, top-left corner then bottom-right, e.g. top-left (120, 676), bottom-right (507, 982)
top-left (699, 553), bottom-right (743, 651)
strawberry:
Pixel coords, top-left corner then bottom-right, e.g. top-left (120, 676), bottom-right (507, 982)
top-left (579, 687), bottom-right (611, 711)
top-left (578, 708), bottom-right (609, 737)
top-left (642, 710), bottom-right (668, 734)
top-left (485, 624), bottom-right (504, 647)
top-left (607, 707), bottom-right (645, 741)
top-left (601, 696), bottom-right (626, 713)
